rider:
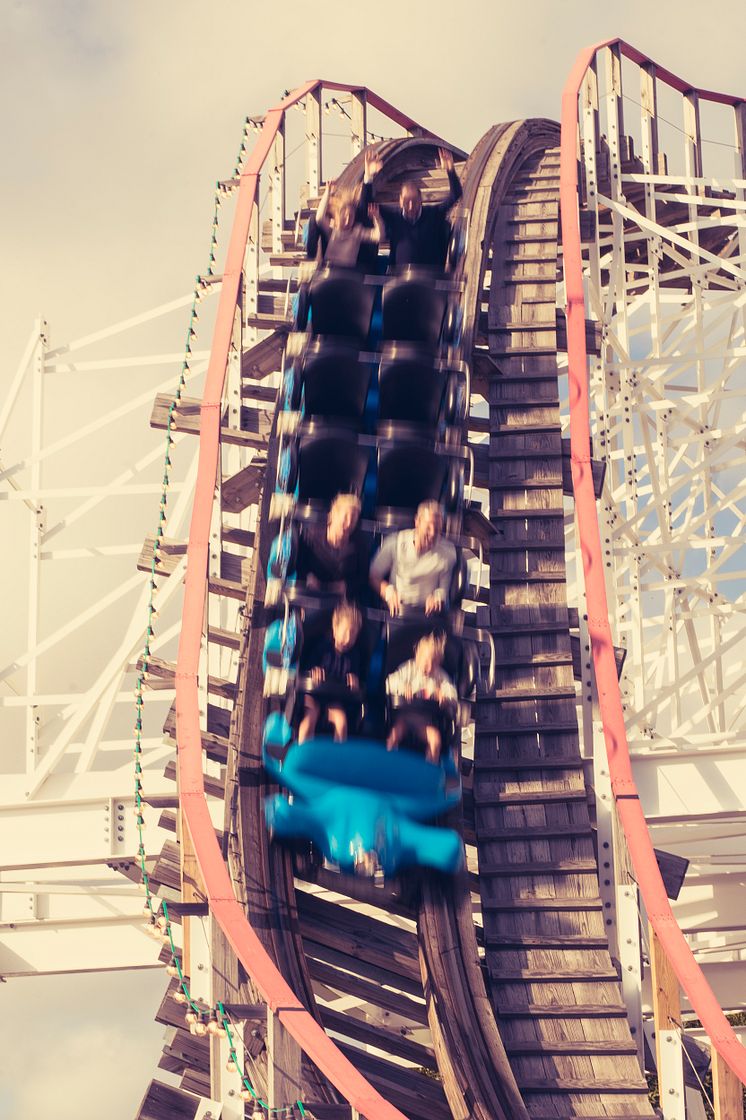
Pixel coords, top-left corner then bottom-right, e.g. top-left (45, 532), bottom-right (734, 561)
top-left (369, 500), bottom-right (457, 617)
top-left (298, 601), bottom-right (363, 744)
top-left (296, 493), bottom-right (368, 600)
top-left (363, 147), bottom-right (462, 269)
top-left (311, 181), bottom-right (383, 269)
top-left (385, 632), bottom-right (458, 763)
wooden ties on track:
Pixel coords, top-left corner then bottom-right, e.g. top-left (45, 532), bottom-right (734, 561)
top-left (474, 138), bottom-right (654, 1117)
top-left (144, 126), bottom-right (655, 1119)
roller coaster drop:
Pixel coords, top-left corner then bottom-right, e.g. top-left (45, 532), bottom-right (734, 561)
top-left (4, 36), bottom-right (746, 1120)
top-left (146, 41), bottom-right (746, 1120)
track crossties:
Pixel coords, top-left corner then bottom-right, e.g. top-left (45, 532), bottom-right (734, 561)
top-left (473, 127), bottom-right (653, 1118)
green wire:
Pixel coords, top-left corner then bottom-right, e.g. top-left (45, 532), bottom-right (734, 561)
top-left (133, 122), bottom-right (309, 1120)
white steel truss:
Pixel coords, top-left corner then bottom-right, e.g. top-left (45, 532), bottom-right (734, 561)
top-left (0, 89), bottom-right (419, 983)
top-left (562, 41), bottom-right (746, 1041)
top-left (0, 288), bottom-right (222, 976)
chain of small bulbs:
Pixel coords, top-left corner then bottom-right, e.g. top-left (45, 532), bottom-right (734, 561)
top-left (133, 122), bottom-right (307, 1118)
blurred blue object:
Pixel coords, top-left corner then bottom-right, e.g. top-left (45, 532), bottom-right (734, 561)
top-left (264, 738), bottom-right (463, 877)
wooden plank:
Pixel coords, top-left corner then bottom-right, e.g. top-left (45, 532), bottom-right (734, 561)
top-left (240, 329), bottom-right (285, 380)
top-left (150, 392), bottom-right (270, 449)
top-left (163, 701), bottom-right (229, 764)
top-left (320, 1007), bottom-right (436, 1069)
top-left (163, 760), bottom-right (224, 799)
top-left (518, 1077), bottom-right (648, 1093)
top-left (496, 1002), bottom-right (627, 1017)
top-left (561, 436), bottom-right (606, 498)
top-left (134, 1079), bottom-right (199, 1120)
top-left (267, 1007), bottom-right (303, 1111)
top-left (504, 1038), bottom-right (638, 1055)
top-left (137, 536), bottom-right (250, 597)
top-left (221, 458), bottom-right (266, 512)
top-left (137, 654), bottom-right (235, 702)
top-left (308, 958), bottom-right (429, 1026)
top-left (649, 921), bottom-right (682, 1090)
top-left (712, 1041), bottom-right (745, 1120)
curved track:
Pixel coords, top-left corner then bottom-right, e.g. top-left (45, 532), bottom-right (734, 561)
top-left (164, 61), bottom-right (746, 1120)
top-left (227, 118), bottom-right (651, 1118)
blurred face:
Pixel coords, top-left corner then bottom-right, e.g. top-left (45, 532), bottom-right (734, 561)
top-left (333, 615), bottom-right (358, 652)
top-left (400, 183), bottom-right (422, 223)
top-left (328, 500), bottom-right (359, 540)
top-left (414, 508), bottom-right (441, 552)
top-left (415, 639), bottom-right (439, 675)
top-left (338, 202), bottom-right (355, 230)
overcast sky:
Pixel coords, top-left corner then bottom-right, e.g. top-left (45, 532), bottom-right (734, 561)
top-left (2, 2), bottom-right (746, 1118)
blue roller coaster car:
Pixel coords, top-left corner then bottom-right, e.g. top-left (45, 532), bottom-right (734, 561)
top-left (263, 732), bottom-right (463, 879)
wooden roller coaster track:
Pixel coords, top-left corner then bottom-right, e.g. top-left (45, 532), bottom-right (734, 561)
top-left (135, 48), bottom-right (746, 1120)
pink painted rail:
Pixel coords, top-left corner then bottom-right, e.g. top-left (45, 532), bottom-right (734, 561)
top-left (560, 38), bottom-right (746, 1084)
top-left (174, 81), bottom-right (440, 1120)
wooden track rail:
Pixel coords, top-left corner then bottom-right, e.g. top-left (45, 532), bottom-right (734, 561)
top-left (470, 119), bottom-right (654, 1117)
top-left (136, 57), bottom-right (746, 1120)
top-left (227, 136), bottom-right (528, 1120)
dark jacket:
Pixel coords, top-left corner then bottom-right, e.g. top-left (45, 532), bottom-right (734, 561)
top-left (364, 169), bottom-right (462, 269)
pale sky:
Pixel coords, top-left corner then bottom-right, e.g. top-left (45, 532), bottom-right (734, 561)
top-left (2, 2), bottom-right (746, 1118)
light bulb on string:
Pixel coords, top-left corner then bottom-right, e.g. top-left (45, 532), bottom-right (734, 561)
top-left (206, 1011), bottom-right (220, 1035)
top-left (225, 1058), bottom-right (237, 1073)
top-left (194, 1018), bottom-right (208, 1037)
top-left (166, 957), bottom-right (179, 977)
top-left (185, 1009), bottom-right (198, 1025)
top-left (173, 989), bottom-right (187, 1004)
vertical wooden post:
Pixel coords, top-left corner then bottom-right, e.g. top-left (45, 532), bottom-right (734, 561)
top-left (306, 87), bottom-right (322, 197)
top-left (266, 1009), bottom-right (303, 1110)
top-left (712, 1044), bottom-right (745, 1120)
top-left (179, 813), bottom-right (207, 980)
top-left (735, 102), bottom-right (746, 179)
top-left (350, 89), bottom-right (367, 158)
top-left (244, 189), bottom-right (260, 348)
top-left (271, 121), bottom-right (286, 254)
top-left (683, 90), bottom-right (703, 180)
top-left (640, 63), bottom-right (659, 175)
top-left (649, 923), bottom-right (685, 1120)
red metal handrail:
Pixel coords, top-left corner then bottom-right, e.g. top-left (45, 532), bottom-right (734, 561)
top-left (174, 80), bottom-right (439, 1120)
top-left (560, 38), bottom-right (746, 1084)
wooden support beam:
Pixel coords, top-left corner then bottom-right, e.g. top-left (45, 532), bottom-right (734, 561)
top-left (179, 815), bottom-right (207, 993)
top-left (137, 536), bottom-right (250, 598)
top-left (271, 123), bottom-right (286, 254)
top-left (306, 87), bottom-right (322, 197)
top-left (267, 1007), bottom-right (302, 1111)
top-left (562, 437), bottom-right (606, 498)
top-left (163, 759), bottom-right (225, 800)
top-left (350, 89), bottom-right (367, 158)
top-left (712, 1043), bottom-right (745, 1120)
top-left (735, 102), bottom-right (746, 181)
top-left (649, 922), bottom-right (686, 1117)
top-left (150, 393), bottom-right (270, 449)
top-left (221, 459), bottom-right (266, 512)
top-left (137, 654), bottom-right (236, 702)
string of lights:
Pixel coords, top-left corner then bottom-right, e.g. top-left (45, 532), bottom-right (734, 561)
top-left (132, 112), bottom-right (308, 1119)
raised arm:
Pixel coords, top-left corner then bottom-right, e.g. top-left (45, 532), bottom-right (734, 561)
top-left (431, 148), bottom-right (462, 212)
top-left (366, 203), bottom-right (385, 244)
top-left (315, 180), bottom-right (334, 233)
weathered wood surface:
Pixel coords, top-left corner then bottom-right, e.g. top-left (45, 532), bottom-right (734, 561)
top-left (474, 136), bottom-right (653, 1117)
top-left (150, 392), bottom-right (271, 448)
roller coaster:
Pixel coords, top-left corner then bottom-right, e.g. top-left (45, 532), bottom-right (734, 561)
top-left (3, 36), bottom-right (746, 1120)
